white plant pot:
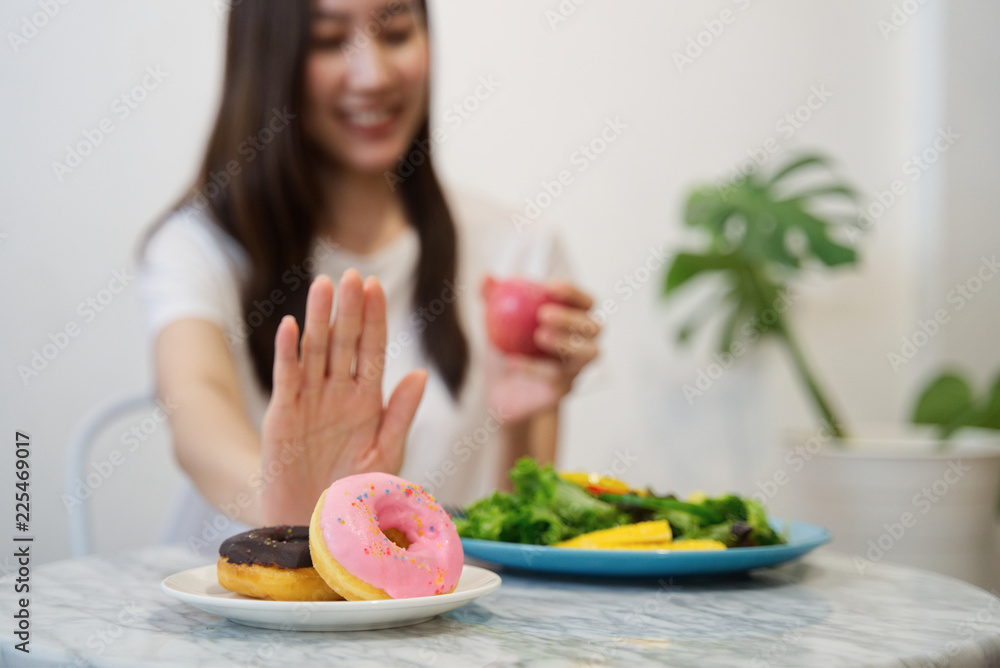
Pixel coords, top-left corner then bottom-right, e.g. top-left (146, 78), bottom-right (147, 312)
top-left (769, 424), bottom-right (1000, 589)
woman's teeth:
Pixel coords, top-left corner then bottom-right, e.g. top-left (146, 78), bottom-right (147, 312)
top-left (347, 109), bottom-right (393, 127)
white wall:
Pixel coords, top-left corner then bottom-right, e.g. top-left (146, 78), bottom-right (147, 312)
top-left (1, 0), bottom-right (996, 565)
top-left (937, 2), bottom-right (1000, 382)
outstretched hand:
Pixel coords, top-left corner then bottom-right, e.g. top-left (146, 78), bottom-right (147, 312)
top-left (259, 270), bottom-right (427, 524)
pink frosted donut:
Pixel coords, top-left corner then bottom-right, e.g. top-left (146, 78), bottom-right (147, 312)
top-left (308, 473), bottom-right (464, 600)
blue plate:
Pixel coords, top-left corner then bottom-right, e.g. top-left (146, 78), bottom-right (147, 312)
top-left (461, 519), bottom-right (830, 577)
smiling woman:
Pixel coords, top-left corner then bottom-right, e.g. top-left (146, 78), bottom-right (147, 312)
top-left (137, 0), bottom-right (601, 551)
top-left (304, 0), bottom-right (431, 173)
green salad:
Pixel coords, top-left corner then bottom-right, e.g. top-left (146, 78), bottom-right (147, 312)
top-left (454, 457), bottom-right (785, 548)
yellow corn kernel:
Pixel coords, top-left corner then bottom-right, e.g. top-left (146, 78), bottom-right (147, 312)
top-left (558, 472), bottom-right (631, 495)
top-left (571, 539), bottom-right (727, 551)
top-left (558, 472), bottom-right (648, 497)
top-left (655, 539), bottom-right (726, 551)
top-left (556, 521), bottom-right (673, 548)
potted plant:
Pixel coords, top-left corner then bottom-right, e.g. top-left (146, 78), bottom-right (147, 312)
top-left (662, 154), bottom-right (1000, 588)
top-left (912, 369), bottom-right (1000, 438)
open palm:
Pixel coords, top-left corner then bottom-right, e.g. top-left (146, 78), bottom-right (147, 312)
top-left (259, 270), bottom-right (427, 524)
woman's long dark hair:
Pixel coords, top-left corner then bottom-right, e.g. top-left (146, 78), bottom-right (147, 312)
top-left (163, 0), bottom-right (468, 398)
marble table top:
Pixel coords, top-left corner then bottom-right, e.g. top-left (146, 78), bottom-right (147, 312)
top-left (2, 545), bottom-right (999, 667)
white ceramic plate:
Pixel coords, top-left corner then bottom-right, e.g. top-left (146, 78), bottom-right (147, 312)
top-left (161, 564), bottom-right (501, 631)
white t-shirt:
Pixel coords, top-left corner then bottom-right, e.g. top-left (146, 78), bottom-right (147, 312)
top-left (139, 187), bottom-right (572, 550)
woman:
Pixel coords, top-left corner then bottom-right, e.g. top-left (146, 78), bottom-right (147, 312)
top-left (140, 0), bottom-right (600, 544)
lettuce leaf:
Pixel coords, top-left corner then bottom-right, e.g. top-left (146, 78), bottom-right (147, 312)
top-left (455, 457), bottom-right (626, 545)
top-left (454, 458), bottom-right (786, 547)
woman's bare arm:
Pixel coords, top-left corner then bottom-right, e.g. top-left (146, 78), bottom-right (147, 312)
top-left (498, 408), bottom-right (559, 489)
top-left (154, 318), bottom-right (268, 527)
top-left (483, 276), bottom-right (599, 489)
top-left (154, 272), bottom-right (427, 528)
top-left (527, 408), bottom-right (559, 465)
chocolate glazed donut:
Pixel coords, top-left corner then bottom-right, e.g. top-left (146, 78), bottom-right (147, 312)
top-left (217, 526), bottom-right (343, 601)
top-left (220, 526), bottom-right (314, 568)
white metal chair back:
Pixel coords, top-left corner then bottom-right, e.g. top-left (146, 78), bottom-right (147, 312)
top-left (65, 389), bottom-right (156, 556)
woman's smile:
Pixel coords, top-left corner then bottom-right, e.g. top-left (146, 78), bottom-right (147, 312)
top-left (338, 103), bottom-right (405, 139)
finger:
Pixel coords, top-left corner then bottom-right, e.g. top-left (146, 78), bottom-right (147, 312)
top-left (481, 275), bottom-right (497, 301)
top-left (271, 315), bottom-right (301, 408)
top-left (301, 276), bottom-right (334, 389)
top-left (356, 276), bottom-right (387, 388)
top-left (378, 368), bottom-right (428, 454)
top-left (330, 269), bottom-right (365, 380)
top-left (543, 280), bottom-right (594, 311)
top-left (537, 303), bottom-right (601, 338)
top-left (535, 326), bottom-right (599, 366)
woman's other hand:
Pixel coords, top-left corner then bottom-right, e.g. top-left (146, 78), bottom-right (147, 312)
top-left (484, 278), bottom-right (600, 423)
top-left (260, 270), bottom-right (427, 524)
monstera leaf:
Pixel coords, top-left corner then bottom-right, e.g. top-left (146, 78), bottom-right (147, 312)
top-left (663, 153), bottom-right (859, 438)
